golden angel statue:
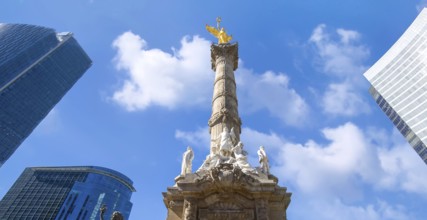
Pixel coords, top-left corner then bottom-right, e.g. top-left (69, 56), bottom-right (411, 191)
top-left (206, 17), bottom-right (232, 44)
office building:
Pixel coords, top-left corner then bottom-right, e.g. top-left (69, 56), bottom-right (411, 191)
top-left (364, 8), bottom-right (427, 164)
top-left (0, 166), bottom-right (135, 219)
top-left (0, 23), bottom-right (92, 167)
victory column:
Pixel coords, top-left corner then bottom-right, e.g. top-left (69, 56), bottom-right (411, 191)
top-left (163, 18), bottom-right (291, 220)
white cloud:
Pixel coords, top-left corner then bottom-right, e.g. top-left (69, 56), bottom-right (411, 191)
top-left (34, 108), bottom-right (61, 135)
top-left (337, 28), bottom-right (361, 44)
top-left (178, 120), bottom-right (427, 198)
top-left (377, 130), bottom-right (427, 194)
top-left (310, 24), bottom-right (369, 78)
top-left (177, 122), bottom-right (427, 198)
top-left (274, 122), bottom-right (427, 198)
top-left (175, 127), bottom-right (210, 150)
top-left (237, 68), bottom-right (309, 126)
top-left (112, 32), bottom-right (212, 110)
top-left (303, 199), bottom-right (411, 220)
top-left (112, 32), bottom-right (309, 126)
top-left (247, 123), bottom-right (427, 218)
top-left (322, 82), bottom-right (370, 116)
top-left (275, 122), bottom-right (382, 200)
top-left (177, 123), bottom-right (426, 219)
top-left (309, 24), bottom-right (371, 116)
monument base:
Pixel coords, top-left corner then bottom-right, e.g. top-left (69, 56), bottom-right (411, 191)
top-left (163, 164), bottom-right (291, 220)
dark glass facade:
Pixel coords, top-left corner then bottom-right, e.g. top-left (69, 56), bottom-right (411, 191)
top-left (369, 86), bottom-right (427, 164)
top-left (0, 23), bottom-right (92, 167)
top-left (0, 166), bottom-right (135, 220)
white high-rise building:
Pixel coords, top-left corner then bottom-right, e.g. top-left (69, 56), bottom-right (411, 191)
top-left (364, 8), bottom-right (427, 164)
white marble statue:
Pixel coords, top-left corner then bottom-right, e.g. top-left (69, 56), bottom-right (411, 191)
top-left (231, 141), bottom-right (253, 172)
top-left (214, 127), bottom-right (237, 158)
top-left (198, 144), bottom-right (220, 171)
top-left (257, 146), bottom-right (269, 174)
top-left (181, 146), bottom-right (194, 175)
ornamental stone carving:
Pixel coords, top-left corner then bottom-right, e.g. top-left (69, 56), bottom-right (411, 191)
top-left (183, 200), bottom-right (197, 220)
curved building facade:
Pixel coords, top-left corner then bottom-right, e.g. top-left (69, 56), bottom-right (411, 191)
top-left (0, 23), bottom-right (92, 167)
top-left (0, 166), bottom-right (135, 220)
top-left (364, 8), bottom-right (427, 164)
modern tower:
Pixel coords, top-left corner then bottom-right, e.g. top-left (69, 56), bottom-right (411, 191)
top-left (163, 19), bottom-right (291, 219)
top-left (0, 23), bottom-right (92, 167)
top-left (364, 8), bottom-right (427, 165)
top-left (0, 166), bottom-right (135, 219)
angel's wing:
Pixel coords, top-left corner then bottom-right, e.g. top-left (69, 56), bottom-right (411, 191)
top-left (224, 34), bottom-right (232, 43)
top-left (206, 25), bottom-right (219, 37)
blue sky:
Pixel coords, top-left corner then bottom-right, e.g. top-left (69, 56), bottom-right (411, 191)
top-left (1, 0), bottom-right (427, 219)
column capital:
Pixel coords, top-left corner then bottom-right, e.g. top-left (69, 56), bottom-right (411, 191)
top-left (210, 43), bottom-right (238, 71)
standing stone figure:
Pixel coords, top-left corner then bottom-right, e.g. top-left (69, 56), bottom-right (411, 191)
top-left (257, 146), bottom-right (270, 174)
top-left (181, 146), bottom-right (194, 175)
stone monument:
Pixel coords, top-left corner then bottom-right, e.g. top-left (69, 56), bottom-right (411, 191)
top-left (163, 18), bottom-right (291, 220)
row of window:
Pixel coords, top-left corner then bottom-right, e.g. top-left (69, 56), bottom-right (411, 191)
top-left (370, 21), bottom-right (427, 86)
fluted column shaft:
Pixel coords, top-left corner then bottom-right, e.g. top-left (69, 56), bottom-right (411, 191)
top-left (208, 43), bottom-right (241, 151)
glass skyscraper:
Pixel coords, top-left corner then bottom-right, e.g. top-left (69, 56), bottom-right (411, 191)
top-left (364, 8), bottom-right (427, 164)
top-left (0, 23), bottom-right (92, 167)
top-left (0, 166), bottom-right (135, 219)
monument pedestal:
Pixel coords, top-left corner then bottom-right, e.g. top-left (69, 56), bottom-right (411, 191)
top-left (163, 164), bottom-right (291, 220)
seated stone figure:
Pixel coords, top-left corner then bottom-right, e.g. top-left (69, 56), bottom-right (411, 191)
top-left (214, 127), bottom-right (236, 159)
top-left (232, 142), bottom-right (254, 173)
top-left (197, 144), bottom-right (220, 171)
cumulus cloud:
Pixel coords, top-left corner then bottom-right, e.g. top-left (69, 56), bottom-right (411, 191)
top-left (377, 130), bottom-right (427, 194)
top-left (112, 32), bottom-right (212, 110)
top-left (175, 127), bottom-right (210, 150)
top-left (322, 82), bottom-right (370, 116)
top-left (176, 122), bottom-right (427, 199)
top-left (275, 123), bottom-right (427, 198)
top-left (309, 24), bottom-right (371, 116)
top-left (112, 32), bottom-right (309, 126)
top-left (176, 122), bottom-right (426, 219)
top-left (236, 68), bottom-right (309, 126)
top-left (276, 122), bottom-right (383, 200)
top-left (310, 24), bottom-right (369, 78)
top-left (303, 199), bottom-right (411, 220)
top-left (182, 122), bottom-right (425, 219)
